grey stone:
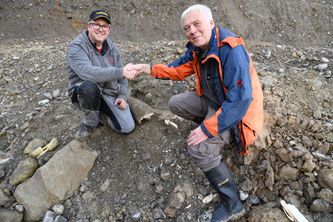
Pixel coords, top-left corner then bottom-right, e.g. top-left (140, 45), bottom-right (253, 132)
top-left (239, 190), bottom-right (249, 201)
top-left (313, 109), bottom-right (322, 119)
top-left (43, 210), bottom-right (56, 222)
top-left (247, 196), bottom-right (260, 205)
top-left (265, 164), bottom-right (275, 191)
top-left (52, 89), bottom-right (61, 98)
top-left (304, 184), bottom-right (316, 204)
top-left (239, 177), bottom-right (253, 192)
top-left (0, 209), bottom-right (23, 222)
top-left (310, 199), bottom-right (333, 213)
top-left (54, 215), bottom-right (68, 222)
top-left (0, 189), bottom-right (10, 207)
top-left (100, 179), bottom-right (111, 192)
top-left (15, 204), bottom-right (24, 213)
top-left (14, 140), bottom-right (99, 221)
top-left (129, 206), bottom-right (141, 221)
top-left (160, 166), bottom-right (171, 181)
top-left (152, 207), bottom-right (165, 219)
top-left (52, 204), bottom-right (65, 215)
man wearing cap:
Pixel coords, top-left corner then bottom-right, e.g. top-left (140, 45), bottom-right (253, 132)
top-left (67, 9), bottom-right (138, 139)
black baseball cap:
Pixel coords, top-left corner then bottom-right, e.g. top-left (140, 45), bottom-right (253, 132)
top-left (89, 9), bottom-right (111, 24)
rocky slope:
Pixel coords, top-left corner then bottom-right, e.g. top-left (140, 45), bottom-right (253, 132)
top-left (0, 36), bottom-right (332, 221)
top-left (0, 0), bottom-right (333, 221)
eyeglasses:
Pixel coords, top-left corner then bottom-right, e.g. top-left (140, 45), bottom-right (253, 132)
top-left (89, 22), bottom-right (111, 31)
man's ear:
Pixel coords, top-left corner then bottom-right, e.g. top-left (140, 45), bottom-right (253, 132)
top-left (210, 20), bottom-right (215, 28)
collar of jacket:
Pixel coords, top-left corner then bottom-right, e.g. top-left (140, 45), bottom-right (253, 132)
top-left (85, 30), bottom-right (109, 55)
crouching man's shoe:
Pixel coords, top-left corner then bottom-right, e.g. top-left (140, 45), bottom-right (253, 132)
top-left (198, 160), bottom-right (245, 222)
top-left (75, 123), bottom-right (93, 140)
top-left (199, 200), bottom-right (245, 222)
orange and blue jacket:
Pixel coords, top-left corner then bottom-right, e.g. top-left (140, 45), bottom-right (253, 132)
top-left (151, 27), bottom-right (263, 155)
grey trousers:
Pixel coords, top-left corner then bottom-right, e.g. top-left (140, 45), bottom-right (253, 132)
top-left (168, 91), bottom-right (231, 172)
top-left (71, 81), bottom-right (135, 134)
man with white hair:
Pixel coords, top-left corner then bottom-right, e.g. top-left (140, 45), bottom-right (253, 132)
top-left (133, 4), bottom-right (263, 222)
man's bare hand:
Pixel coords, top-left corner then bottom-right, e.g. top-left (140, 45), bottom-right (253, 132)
top-left (114, 98), bottom-right (127, 110)
top-left (136, 64), bottom-right (151, 75)
top-left (187, 126), bottom-right (208, 146)
top-left (123, 63), bottom-right (140, 80)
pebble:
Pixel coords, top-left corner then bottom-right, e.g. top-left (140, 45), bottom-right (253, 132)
top-left (52, 204), bottom-right (65, 215)
top-left (14, 204), bottom-right (24, 213)
top-left (52, 89), bottom-right (61, 98)
top-left (43, 210), bottom-right (57, 222)
top-left (247, 196), bottom-right (260, 205)
top-left (239, 177), bottom-right (253, 192)
top-left (155, 182), bottom-right (164, 193)
top-left (160, 166), bottom-right (171, 181)
top-left (239, 190), bottom-right (249, 201)
top-left (55, 115), bottom-right (65, 121)
top-left (38, 99), bottom-right (50, 106)
top-left (44, 92), bottom-right (53, 100)
top-left (54, 215), bottom-right (68, 222)
top-left (310, 199), bottom-right (333, 213)
top-left (100, 179), bottom-right (111, 192)
top-left (317, 64), bottom-right (328, 71)
top-left (321, 57), bottom-right (329, 63)
top-left (129, 206), bottom-right (141, 221)
top-left (313, 109), bottom-right (322, 119)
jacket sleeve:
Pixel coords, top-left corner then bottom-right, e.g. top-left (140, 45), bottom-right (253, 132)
top-left (201, 45), bottom-right (253, 137)
top-left (114, 46), bottom-right (128, 100)
top-left (151, 49), bottom-right (195, 80)
top-left (67, 43), bottom-right (124, 83)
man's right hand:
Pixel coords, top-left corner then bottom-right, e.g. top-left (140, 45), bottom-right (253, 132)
top-left (123, 64), bottom-right (151, 80)
top-left (123, 63), bottom-right (141, 80)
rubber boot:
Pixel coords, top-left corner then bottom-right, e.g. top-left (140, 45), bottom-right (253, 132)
top-left (199, 161), bottom-right (245, 222)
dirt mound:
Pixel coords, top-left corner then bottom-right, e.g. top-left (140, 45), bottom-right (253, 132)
top-left (0, 0), bottom-right (332, 47)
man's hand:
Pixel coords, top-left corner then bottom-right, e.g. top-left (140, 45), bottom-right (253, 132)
top-left (123, 63), bottom-right (141, 80)
top-left (187, 126), bottom-right (208, 146)
top-left (114, 98), bottom-right (127, 110)
top-left (136, 64), bottom-right (151, 75)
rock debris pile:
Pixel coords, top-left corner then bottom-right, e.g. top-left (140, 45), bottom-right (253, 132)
top-left (0, 37), bottom-right (332, 222)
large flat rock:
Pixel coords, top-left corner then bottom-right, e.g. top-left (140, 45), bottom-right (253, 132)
top-left (14, 140), bottom-right (99, 221)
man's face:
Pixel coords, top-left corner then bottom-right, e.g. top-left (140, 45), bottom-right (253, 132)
top-left (182, 9), bottom-right (214, 50)
top-left (87, 18), bottom-right (111, 45)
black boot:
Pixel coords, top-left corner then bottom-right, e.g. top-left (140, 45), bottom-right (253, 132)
top-left (199, 161), bottom-right (245, 222)
top-left (193, 116), bottom-right (205, 124)
top-left (75, 123), bottom-right (93, 140)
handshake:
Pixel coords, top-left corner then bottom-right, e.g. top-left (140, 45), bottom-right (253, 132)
top-left (122, 63), bottom-right (151, 80)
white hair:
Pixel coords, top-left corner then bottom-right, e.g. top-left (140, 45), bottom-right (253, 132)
top-left (181, 4), bottom-right (213, 25)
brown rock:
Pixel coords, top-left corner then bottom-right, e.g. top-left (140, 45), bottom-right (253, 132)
top-left (9, 157), bottom-right (38, 186)
top-left (316, 188), bottom-right (333, 204)
top-left (23, 138), bottom-right (47, 155)
top-left (279, 166), bottom-right (299, 181)
top-left (265, 164), bottom-right (274, 191)
top-left (317, 169), bottom-right (333, 191)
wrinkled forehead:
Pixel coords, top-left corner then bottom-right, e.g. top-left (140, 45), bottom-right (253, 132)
top-left (182, 9), bottom-right (206, 26)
